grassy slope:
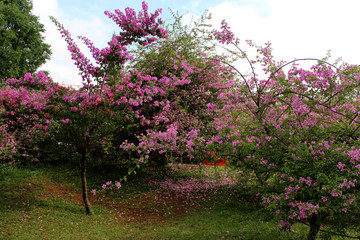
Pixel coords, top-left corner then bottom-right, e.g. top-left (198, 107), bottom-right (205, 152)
top-left (0, 164), bottom-right (311, 240)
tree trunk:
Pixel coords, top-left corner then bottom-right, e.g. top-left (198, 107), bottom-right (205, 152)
top-left (307, 215), bottom-right (320, 240)
top-left (79, 149), bottom-right (93, 215)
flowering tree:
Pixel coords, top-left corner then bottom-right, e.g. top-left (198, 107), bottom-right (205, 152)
top-left (2, 1), bottom-right (232, 215)
top-left (48, 3), bottom-right (236, 214)
top-left (0, 71), bottom-right (61, 167)
top-left (47, 2), bottom-right (169, 215)
top-left (211, 20), bottom-right (360, 239)
top-left (124, 12), bottom-right (237, 165)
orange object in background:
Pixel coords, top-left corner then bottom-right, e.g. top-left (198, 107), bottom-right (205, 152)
top-left (216, 159), bottom-right (227, 166)
top-left (202, 151), bottom-right (228, 166)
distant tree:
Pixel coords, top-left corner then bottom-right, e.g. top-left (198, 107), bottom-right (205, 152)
top-left (0, 0), bottom-right (51, 79)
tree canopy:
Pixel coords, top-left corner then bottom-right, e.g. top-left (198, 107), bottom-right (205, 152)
top-left (0, 0), bottom-right (51, 79)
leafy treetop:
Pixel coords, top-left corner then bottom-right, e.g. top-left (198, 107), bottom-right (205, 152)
top-left (0, 0), bottom-right (51, 79)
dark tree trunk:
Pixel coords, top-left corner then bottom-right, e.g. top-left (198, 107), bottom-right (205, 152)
top-left (307, 215), bottom-right (321, 240)
top-left (79, 149), bottom-right (93, 215)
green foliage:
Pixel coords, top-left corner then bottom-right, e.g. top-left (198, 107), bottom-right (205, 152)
top-left (0, 0), bottom-right (51, 79)
top-left (128, 10), bottom-right (214, 70)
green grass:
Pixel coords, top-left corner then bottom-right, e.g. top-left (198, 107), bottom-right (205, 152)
top-left (133, 200), bottom-right (309, 240)
top-left (0, 164), bottom-right (354, 240)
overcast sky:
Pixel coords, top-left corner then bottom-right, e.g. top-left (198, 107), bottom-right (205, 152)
top-left (32, 0), bottom-right (360, 86)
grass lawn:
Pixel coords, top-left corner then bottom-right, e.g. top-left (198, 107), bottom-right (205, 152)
top-left (0, 163), bottom-right (348, 239)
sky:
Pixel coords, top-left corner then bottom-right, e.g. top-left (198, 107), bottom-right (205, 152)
top-left (31, 0), bottom-right (360, 86)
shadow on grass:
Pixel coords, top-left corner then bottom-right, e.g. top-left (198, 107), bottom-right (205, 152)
top-left (0, 167), bottom-right (39, 212)
top-left (135, 199), bottom-right (308, 240)
top-left (0, 165), bottom-right (85, 215)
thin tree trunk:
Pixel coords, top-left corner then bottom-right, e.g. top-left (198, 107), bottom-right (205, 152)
top-left (307, 215), bottom-right (320, 240)
top-left (79, 149), bottom-right (93, 215)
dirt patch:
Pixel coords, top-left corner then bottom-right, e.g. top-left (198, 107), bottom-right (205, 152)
top-left (95, 189), bottom-right (207, 224)
top-left (25, 177), bottom-right (83, 205)
top-left (24, 176), bottom-right (209, 225)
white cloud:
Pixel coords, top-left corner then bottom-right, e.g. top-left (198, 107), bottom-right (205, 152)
top-left (32, 0), bottom-right (60, 18)
top-left (30, 0), bottom-right (360, 86)
top-left (208, 0), bottom-right (360, 67)
top-left (32, 0), bottom-right (113, 86)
